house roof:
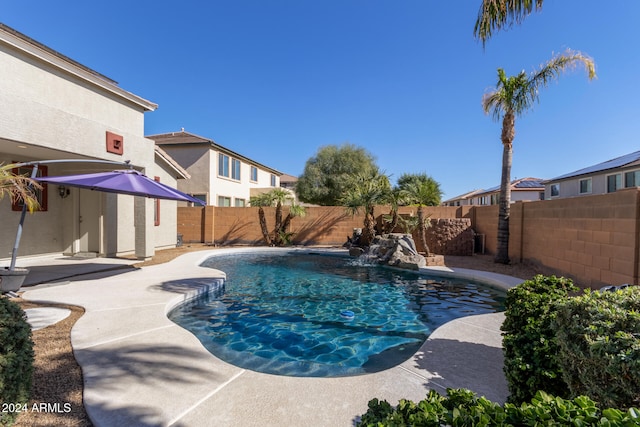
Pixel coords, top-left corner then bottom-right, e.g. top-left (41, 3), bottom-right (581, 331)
top-left (475, 177), bottom-right (545, 195)
top-left (0, 23), bottom-right (157, 112)
top-left (279, 174), bottom-right (298, 184)
top-left (442, 189), bottom-right (483, 203)
top-left (148, 129), bottom-right (283, 175)
top-left (154, 145), bottom-right (191, 180)
top-left (546, 150), bottom-right (640, 182)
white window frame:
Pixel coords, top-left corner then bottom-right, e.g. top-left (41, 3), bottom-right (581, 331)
top-left (606, 173), bottom-right (622, 193)
top-left (270, 174), bottom-right (276, 187)
top-left (232, 158), bottom-right (241, 181)
top-left (550, 184), bottom-right (560, 198)
top-left (579, 178), bottom-right (592, 195)
top-left (234, 198), bottom-right (246, 207)
top-left (624, 169), bottom-right (640, 188)
top-left (217, 195), bottom-right (231, 207)
top-left (218, 153), bottom-right (230, 178)
top-left (250, 166), bottom-right (258, 182)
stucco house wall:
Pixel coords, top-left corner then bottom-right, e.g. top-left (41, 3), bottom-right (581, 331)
top-left (545, 151), bottom-right (640, 199)
top-left (0, 23), bottom-right (184, 261)
top-left (149, 130), bottom-right (281, 207)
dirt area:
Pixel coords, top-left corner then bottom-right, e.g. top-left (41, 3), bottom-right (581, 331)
top-left (10, 245), bottom-right (546, 426)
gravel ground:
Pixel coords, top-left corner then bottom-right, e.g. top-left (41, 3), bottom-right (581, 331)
top-left (11, 245), bottom-right (546, 426)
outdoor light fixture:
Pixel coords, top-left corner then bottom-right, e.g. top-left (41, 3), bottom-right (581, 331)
top-left (58, 185), bottom-right (70, 198)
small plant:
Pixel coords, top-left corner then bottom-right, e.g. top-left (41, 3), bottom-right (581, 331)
top-left (0, 297), bottom-right (35, 426)
top-left (554, 286), bottom-right (640, 410)
top-left (357, 389), bottom-right (640, 426)
top-left (501, 274), bottom-right (578, 403)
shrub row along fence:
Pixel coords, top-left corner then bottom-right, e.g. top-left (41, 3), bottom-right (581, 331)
top-left (178, 187), bottom-right (640, 289)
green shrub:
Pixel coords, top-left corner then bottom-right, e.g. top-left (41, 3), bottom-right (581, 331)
top-left (357, 389), bottom-right (640, 426)
top-left (501, 275), bottom-right (579, 403)
top-left (0, 297), bottom-right (34, 427)
top-left (554, 286), bottom-right (640, 410)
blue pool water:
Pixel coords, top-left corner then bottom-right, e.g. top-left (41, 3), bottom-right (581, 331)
top-left (168, 252), bottom-right (506, 377)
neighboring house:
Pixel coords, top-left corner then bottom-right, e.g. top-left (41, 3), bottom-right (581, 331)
top-left (442, 189), bottom-right (483, 207)
top-left (448, 178), bottom-right (545, 206)
top-left (0, 23), bottom-right (186, 260)
top-left (149, 130), bottom-right (282, 207)
top-left (544, 150), bottom-right (640, 199)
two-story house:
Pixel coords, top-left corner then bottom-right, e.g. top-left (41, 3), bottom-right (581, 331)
top-left (544, 150), bottom-right (640, 199)
top-left (0, 23), bottom-right (185, 260)
top-left (149, 130), bottom-right (282, 207)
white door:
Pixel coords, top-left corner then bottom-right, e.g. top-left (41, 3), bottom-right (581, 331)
top-left (78, 189), bottom-right (102, 255)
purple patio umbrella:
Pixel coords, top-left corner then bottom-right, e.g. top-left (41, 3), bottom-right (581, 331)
top-left (35, 169), bottom-right (205, 205)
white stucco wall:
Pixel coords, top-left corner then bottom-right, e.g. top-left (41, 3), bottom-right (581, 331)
top-left (0, 26), bottom-right (174, 261)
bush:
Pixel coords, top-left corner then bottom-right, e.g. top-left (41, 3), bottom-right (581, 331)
top-left (0, 297), bottom-right (34, 426)
top-left (554, 286), bottom-right (640, 410)
top-left (356, 388), bottom-right (640, 426)
top-left (501, 275), bottom-right (579, 403)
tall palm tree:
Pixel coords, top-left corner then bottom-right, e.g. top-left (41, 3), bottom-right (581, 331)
top-left (397, 173), bottom-right (442, 256)
top-left (340, 172), bottom-right (391, 247)
top-left (483, 50), bottom-right (596, 264)
top-left (474, 0), bottom-right (544, 46)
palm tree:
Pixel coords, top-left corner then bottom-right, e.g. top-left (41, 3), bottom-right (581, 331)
top-left (474, 0), bottom-right (544, 46)
top-left (483, 50), bottom-right (596, 264)
top-left (397, 173), bottom-right (442, 256)
top-left (340, 172), bottom-right (391, 247)
top-left (0, 163), bottom-right (41, 213)
top-left (249, 189), bottom-right (306, 246)
top-left (249, 192), bottom-right (276, 246)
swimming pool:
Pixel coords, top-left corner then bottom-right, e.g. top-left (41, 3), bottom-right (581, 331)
top-left (168, 251), bottom-right (506, 377)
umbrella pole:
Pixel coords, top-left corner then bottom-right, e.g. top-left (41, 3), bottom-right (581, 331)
top-left (9, 164), bottom-right (39, 271)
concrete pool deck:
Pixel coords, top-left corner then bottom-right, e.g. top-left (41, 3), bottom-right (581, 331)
top-left (19, 248), bottom-right (522, 427)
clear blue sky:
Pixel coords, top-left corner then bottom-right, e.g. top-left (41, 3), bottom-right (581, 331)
top-left (3, 1), bottom-right (639, 199)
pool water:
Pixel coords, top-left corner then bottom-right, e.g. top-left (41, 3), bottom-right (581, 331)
top-left (168, 252), bottom-right (506, 377)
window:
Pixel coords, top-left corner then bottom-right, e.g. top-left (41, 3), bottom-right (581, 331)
top-left (11, 165), bottom-right (48, 212)
top-left (479, 196), bottom-right (489, 205)
top-left (250, 166), bottom-right (258, 182)
top-left (550, 184), bottom-right (560, 197)
top-left (235, 198), bottom-right (246, 207)
top-left (217, 196), bottom-right (231, 207)
top-left (625, 170), bottom-right (640, 188)
top-left (579, 178), bottom-right (592, 194)
top-left (192, 194), bottom-right (207, 205)
top-left (232, 159), bottom-right (241, 180)
top-left (154, 176), bottom-right (160, 226)
top-left (218, 153), bottom-right (229, 177)
top-left (607, 174), bottom-right (622, 193)
top-left (490, 194), bottom-right (500, 205)
top-left (270, 174), bottom-right (276, 187)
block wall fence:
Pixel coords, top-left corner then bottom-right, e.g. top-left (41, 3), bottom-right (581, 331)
top-left (177, 188), bottom-right (640, 289)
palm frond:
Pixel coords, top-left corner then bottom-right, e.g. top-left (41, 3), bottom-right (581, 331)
top-left (474, 0), bottom-right (544, 46)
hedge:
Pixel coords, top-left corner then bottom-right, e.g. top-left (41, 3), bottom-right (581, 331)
top-left (501, 274), bottom-right (578, 403)
top-left (0, 297), bottom-right (34, 427)
top-left (554, 286), bottom-right (640, 410)
top-left (357, 388), bottom-right (640, 426)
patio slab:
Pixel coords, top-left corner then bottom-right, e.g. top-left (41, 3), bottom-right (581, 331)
top-left (21, 248), bottom-right (520, 427)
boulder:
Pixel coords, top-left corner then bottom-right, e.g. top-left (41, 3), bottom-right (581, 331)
top-left (366, 234), bottom-right (426, 270)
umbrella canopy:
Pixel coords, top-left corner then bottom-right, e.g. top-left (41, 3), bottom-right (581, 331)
top-left (35, 169), bottom-right (205, 205)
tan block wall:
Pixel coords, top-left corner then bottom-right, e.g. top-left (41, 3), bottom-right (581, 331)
top-left (178, 192), bottom-right (640, 289)
top-left (515, 189), bottom-right (639, 288)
